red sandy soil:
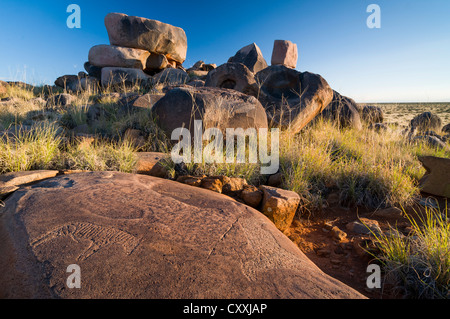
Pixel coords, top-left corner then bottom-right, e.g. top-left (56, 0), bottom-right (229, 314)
top-left (285, 206), bottom-right (414, 299)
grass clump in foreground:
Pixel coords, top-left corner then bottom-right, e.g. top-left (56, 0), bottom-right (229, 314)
top-left (0, 122), bottom-right (138, 174)
top-left (0, 123), bottom-right (62, 173)
top-left (371, 206), bottom-right (449, 299)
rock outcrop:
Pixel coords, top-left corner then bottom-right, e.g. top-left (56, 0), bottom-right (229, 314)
top-left (205, 62), bottom-right (258, 96)
top-left (271, 40), bottom-right (298, 69)
top-left (88, 45), bottom-right (151, 69)
top-left (0, 172), bottom-right (365, 299)
top-left (152, 86), bottom-right (268, 137)
top-left (104, 13), bottom-right (187, 65)
top-left (228, 43), bottom-right (268, 73)
top-left (320, 90), bottom-right (362, 130)
top-left (410, 112), bottom-right (442, 132)
top-left (255, 66), bottom-right (333, 133)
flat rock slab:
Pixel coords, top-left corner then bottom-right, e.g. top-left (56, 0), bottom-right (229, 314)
top-left (0, 170), bottom-right (59, 197)
top-left (88, 45), bottom-right (151, 69)
top-left (0, 172), bottom-right (364, 299)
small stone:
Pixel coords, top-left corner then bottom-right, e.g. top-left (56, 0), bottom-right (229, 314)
top-left (177, 175), bottom-right (203, 187)
top-left (330, 259), bottom-right (341, 265)
top-left (240, 185), bottom-right (263, 208)
top-left (146, 53), bottom-right (169, 71)
top-left (134, 152), bottom-right (169, 178)
top-left (259, 185), bottom-right (301, 233)
top-left (200, 176), bottom-right (224, 193)
top-left (331, 226), bottom-right (347, 241)
top-left (346, 219), bottom-right (382, 236)
top-left (316, 249), bottom-right (331, 257)
top-left (222, 177), bottom-right (248, 195)
top-left (371, 207), bottom-right (404, 219)
top-left (267, 172), bottom-right (282, 187)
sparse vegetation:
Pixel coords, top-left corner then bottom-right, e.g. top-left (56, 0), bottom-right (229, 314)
top-left (1, 80), bottom-right (449, 299)
top-left (371, 206), bottom-right (449, 299)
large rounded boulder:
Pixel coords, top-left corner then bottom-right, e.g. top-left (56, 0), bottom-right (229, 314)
top-left (0, 172), bottom-right (364, 299)
top-left (228, 43), bottom-right (268, 73)
top-left (255, 65), bottom-right (333, 133)
top-left (320, 90), bottom-right (363, 130)
top-left (152, 86), bottom-right (268, 137)
top-left (205, 62), bottom-right (258, 96)
top-left (104, 13), bottom-right (187, 64)
top-left (410, 112), bottom-right (442, 132)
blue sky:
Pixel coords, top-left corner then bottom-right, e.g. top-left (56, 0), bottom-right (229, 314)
top-left (0, 0), bottom-right (449, 102)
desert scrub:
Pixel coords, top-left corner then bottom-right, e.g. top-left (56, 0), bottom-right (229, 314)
top-left (5, 83), bottom-right (37, 101)
top-left (64, 138), bottom-right (138, 173)
top-left (279, 119), bottom-right (447, 211)
top-left (0, 123), bottom-right (62, 173)
top-left (0, 97), bottom-right (48, 129)
top-left (372, 207), bottom-right (449, 299)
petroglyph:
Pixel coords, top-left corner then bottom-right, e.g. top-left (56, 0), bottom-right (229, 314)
top-left (31, 222), bottom-right (141, 261)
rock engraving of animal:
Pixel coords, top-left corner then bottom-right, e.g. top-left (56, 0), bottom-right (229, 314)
top-left (30, 222), bottom-right (141, 261)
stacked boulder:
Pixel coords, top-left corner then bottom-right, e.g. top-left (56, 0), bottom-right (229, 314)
top-left (56, 13), bottom-right (190, 91)
top-left (205, 40), bottom-right (333, 134)
top-left (51, 12), bottom-right (366, 137)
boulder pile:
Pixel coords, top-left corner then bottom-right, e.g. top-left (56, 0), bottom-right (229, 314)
top-left (52, 12), bottom-right (371, 135)
top-left (56, 13), bottom-right (191, 91)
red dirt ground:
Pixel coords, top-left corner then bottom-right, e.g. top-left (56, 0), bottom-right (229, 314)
top-left (285, 206), bottom-right (415, 299)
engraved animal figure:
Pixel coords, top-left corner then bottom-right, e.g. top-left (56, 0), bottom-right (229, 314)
top-left (31, 222), bottom-right (141, 261)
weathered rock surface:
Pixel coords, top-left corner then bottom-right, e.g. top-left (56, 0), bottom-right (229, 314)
top-left (152, 68), bottom-right (189, 86)
top-left (346, 219), bottom-right (382, 236)
top-left (320, 91), bottom-right (362, 130)
top-left (118, 93), bottom-right (164, 111)
top-left (54, 75), bottom-right (79, 89)
top-left (228, 43), bottom-right (268, 73)
top-left (442, 123), bottom-right (450, 134)
top-left (255, 66), bottom-right (333, 133)
top-left (152, 86), bottom-right (268, 137)
top-left (271, 40), bottom-right (298, 69)
top-left (88, 45), bottom-right (151, 69)
top-left (134, 152), bottom-right (169, 178)
top-left (83, 61), bottom-right (100, 78)
top-left (188, 61), bottom-right (216, 73)
top-left (413, 135), bottom-right (449, 150)
top-left (205, 62), bottom-right (258, 96)
top-left (410, 112), bottom-right (442, 132)
top-left (259, 185), bottom-right (300, 233)
top-left (101, 67), bottom-right (151, 87)
top-left (145, 53), bottom-right (169, 72)
top-left (240, 185), bottom-right (263, 208)
top-left (104, 13), bottom-right (187, 64)
top-left (0, 170), bottom-right (59, 198)
top-left (362, 105), bottom-right (384, 124)
top-left (0, 172), bottom-right (364, 299)
top-left (418, 156), bottom-right (450, 198)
